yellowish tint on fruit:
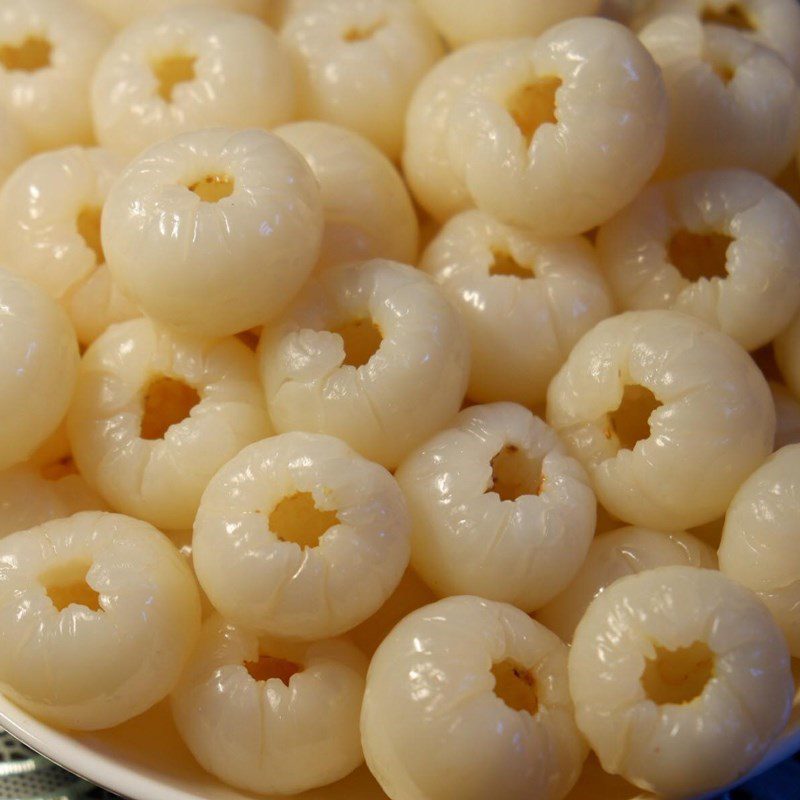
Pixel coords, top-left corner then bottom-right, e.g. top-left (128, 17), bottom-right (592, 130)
top-left (39, 456), bottom-right (79, 481)
top-left (609, 385), bottom-right (661, 452)
top-left (140, 377), bottom-right (200, 441)
top-left (776, 160), bottom-right (800, 207)
top-left (567, 753), bottom-right (645, 800)
top-left (0, 36), bottom-right (52, 72)
top-left (488, 444), bottom-right (542, 501)
top-left (701, 4), bottom-right (755, 31)
top-left (350, 568), bottom-right (437, 655)
top-left (343, 19), bottom-right (386, 42)
top-left (690, 517), bottom-right (725, 549)
top-left (245, 654), bottom-right (303, 686)
top-left (641, 641), bottom-right (715, 705)
top-left (189, 175), bottom-right (235, 203)
top-left (489, 249), bottom-right (534, 279)
top-left (40, 560), bottom-right (101, 612)
top-left (752, 343), bottom-right (782, 383)
top-left (668, 230), bottom-right (731, 282)
top-left (507, 77), bottom-right (561, 144)
top-left (152, 53), bottom-right (197, 103)
top-left (77, 207), bottom-right (105, 267)
top-left (333, 318), bottom-right (383, 368)
top-left (236, 329), bottom-right (261, 351)
top-left (492, 659), bottom-right (538, 716)
top-left (711, 61), bottom-right (736, 84)
top-left (269, 492), bottom-right (340, 549)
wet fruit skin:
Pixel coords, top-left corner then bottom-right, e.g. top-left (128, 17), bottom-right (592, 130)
top-left (719, 443), bottom-right (800, 657)
top-left (568, 565), bottom-right (793, 798)
top-left (361, 595), bottom-right (587, 800)
top-left (0, 511), bottom-right (201, 730)
top-left (547, 310), bottom-right (775, 530)
top-left (91, 6), bottom-right (295, 157)
top-left (171, 615), bottom-right (367, 795)
top-left (193, 431), bottom-right (411, 640)
top-left (395, 402), bottom-right (596, 611)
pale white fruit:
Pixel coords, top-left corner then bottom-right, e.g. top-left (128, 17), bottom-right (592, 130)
top-left (102, 128), bottom-right (323, 338)
top-left (639, 15), bottom-right (800, 178)
top-left (171, 615), bottom-right (366, 794)
top-left (193, 431), bottom-right (410, 640)
top-left (719, 444), bottom-right (800, 656)
top-left (537, 526), bottom-right (717, 643)
top-left (0, 511), bottom-right (201, 730)
top-left (68, 318), bottom-right (271, 531)
top-left (569, 566), bottom-right (794, 797)
top-left (547, 310), bottom-right (775, 530)
top-left (91, 7), bottom-right (295, 158)
top-left (259, 259), bottom-right (470, 469)
top-left (403, 40), bottom-right (508, 223)
top-left (350, 567), bottom-right (436, 656)
top-left (361, 595), bottom-right (588, 800)
top-left (275, 121), bottom-right (418, 270)
top-left (770, 381), bottom-right (800, 450)
top-left (0, 463), bottom-right (106, 540)
top-left (395, 403), bottom-right (596, 612)
top-left (775, 311), bottom-right (800, 398)
top-left (598, 169), bottom-right (800, 351)
top-left (0, 0), bottom-right (111, 151)
top-left (446, 18), bottom-right (668, 236)
top-left (82, 0), bottom-right (274, 28)
top-left (0, 147), bottom-right (139, 346)
top-left (421, 210), bottom-right (614, 405)
top-left (416, 0), bottom-right (600, 48)
top-left (635, 0), bottom-right (800, 79)
top-left (0, 107), bottom-right (28, 185)
top-left (0, 270), bottom-right (79, 471)
top-left (280, 0), bottom-right (443, 160)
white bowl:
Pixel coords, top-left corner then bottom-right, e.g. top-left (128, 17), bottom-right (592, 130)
top-left (0, 677), bottom-right (798, 800)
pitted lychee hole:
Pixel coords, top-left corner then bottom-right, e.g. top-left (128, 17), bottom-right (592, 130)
top-left (140, 376), bottom-right (200, 440)
top-left (152, 53), bottom-right (197, 102)
top-left (0, 36), bottom-right (52, 72)
top-left (507, 77), bottom-right (561, 144)
top-left (702, 4), bottom-right (755, 31)
top-left (488, 444), bottom-right (542, 501)
top-left (269, 492), bottom-right (340, 549)
top-left (343, 18), bottom-right (386, 42)
top-left (333, 318), bottom-right (383, 368)
top-left (188, 174), bottom-right (234, 202)
top-left (245, 654), bottom-right (303, 686)
top-left (642, 641), bottom-right (715, 705)
top-left (492, 659), bottom-right (538, 716)
top-left (77, 207), bottom-right (104, 267)
top-left (490, 249), bottom-right (534, 279)
top-left (609, 385), bottom-right (661, 451)
top-left (668, 230), bottom-right (731, 282)
top-left (41, 560), bottom-right (101, 612)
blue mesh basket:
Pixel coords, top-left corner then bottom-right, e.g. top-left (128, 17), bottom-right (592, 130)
top-left (0, 731), bottom-right (116, 800)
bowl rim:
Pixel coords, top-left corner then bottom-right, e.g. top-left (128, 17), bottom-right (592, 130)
top-left (0, 691), bottom-right (798, 800)
top-left (0, 695), bottom-right (194, 800)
